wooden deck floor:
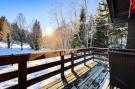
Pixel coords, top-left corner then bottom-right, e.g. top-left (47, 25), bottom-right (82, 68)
top-left (40, 61), bottom-right (110, 89)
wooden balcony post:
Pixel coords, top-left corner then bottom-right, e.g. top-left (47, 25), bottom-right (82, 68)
top-left (61, 54), bottom-right (64, 77)
top-left (92, 48), bottom-right (95, 60)
top-left (84, 51), bottom-right (86, 65)
top-left (71, 53), bottom-right (74, 71)
top-left (18, 59), bottom-right (27, 89)
top-left (127, 17), bottom-right (135, 49)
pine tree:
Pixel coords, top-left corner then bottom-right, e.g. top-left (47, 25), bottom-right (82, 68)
top-left (71, 7), bottom-right (87, 48)
top-left (109, 24), bottom-right (127, 48)
top-left (78, 7), bottom-right (87, 47)
top-left (94, 0), bottom-right (128, 48)
top-left (30, 20), bottom-right (42, 50)
top-left (0, 16), bottom-right (11, 48)
top-left (71, 33), bottom-right (81, 48)
top-left (93, 0), bottom-right (110, 48)
top-left (0, 25), bottom-right (2, 41)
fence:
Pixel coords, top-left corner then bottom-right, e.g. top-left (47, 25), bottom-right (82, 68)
top-left (0, 48), bottom-right (108, 89)
top-left (109, 48), bottom-right (135, 89)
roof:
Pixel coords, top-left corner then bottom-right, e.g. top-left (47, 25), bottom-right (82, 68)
top-left (106, 0), bottom-right (130, 23)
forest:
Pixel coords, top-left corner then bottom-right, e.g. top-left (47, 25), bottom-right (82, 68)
top-left (0, 0), bottom-right (127, 51)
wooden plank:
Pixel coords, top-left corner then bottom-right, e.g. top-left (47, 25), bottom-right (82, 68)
top-left (93, 52), bottom-right (108, 56)
top-left (110, 48), bottom-right (135, 53)
top-left (0, 55), bottom-right (18, 65)
top-left (74, 57), bottom-right (93, 68)
top-left (57, 62), bottom-right (97, 89)
top-left (61, 62), bottom-right (99, 89)
top-left (49, 73), bottom-right (77, 89)
top-left (28, 60), bottom-right (61, 74)
top-left (107, 85), bottom-right (110, 89)
top-left (64, 58), bottom-right (71, 63)
top-left (0, 70), bottom-right (18, 83)
top-left (40, 61), bottom-right (97, 89)
top-left (51, 62), bottom-right (96, 89)
top-left (66, 62), bottom-right (97, 84)
top-left (79, 65), bottom-right (105, 89)
top-left (88, 67), bottom-right (108, 89)
top-left (73, 54), bottom-right (92, 62)
top-left (63, 57), bottom-right (93, 73)
top-left (0, 48), bottom-right (93, 66)
top-left (102, 79), bottom-right (110, 89)
top-left (27, 69), bottom-right (61, 87)
top-left (40, 71), bottom-right (75, 89)
top-left (74, 55), bottom-right (84, 60)
top-left (98, 72), bottom-right (110, 89)
top-left (66, 61), bottom-right (98, 88)
top-left (94, 57), bottom-right (108, 62)
top-left (77, 64), bottom-right (103, 87)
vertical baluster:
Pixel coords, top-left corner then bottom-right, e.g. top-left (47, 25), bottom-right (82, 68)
top-left (84, 51), bottom-right (86, 65)
top-left (18, 59), bottom-right (27, 89)
top-left (92, 48), bottom-right (95, 61)
top-left (61, 53), bottom-right (64, 78)
top-left (71, 53), bottom-right (74, 71)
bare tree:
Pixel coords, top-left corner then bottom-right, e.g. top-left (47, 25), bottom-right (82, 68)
top-left (49, 2), bottom-right (72, 49)
top-left (48, 0), bottom-right (92, 49)
top-left (16, 13), bottom-right (27, 50)
top-left (50, 1), bottom-right (62, 28)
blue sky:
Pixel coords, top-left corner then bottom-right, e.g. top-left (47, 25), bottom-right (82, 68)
top-left (0, 0), bottom-right (100, 29)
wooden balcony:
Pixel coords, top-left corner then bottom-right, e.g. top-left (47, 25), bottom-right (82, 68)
top-left (0, 48), bottom-right (135, 89)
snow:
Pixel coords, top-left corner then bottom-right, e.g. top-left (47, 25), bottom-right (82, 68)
top-left (0, 42), bottom-right (30, 49)
top-left (0, 42), bottom-right (90, 89)
top-left (0, 42), bottom-right (50, 56)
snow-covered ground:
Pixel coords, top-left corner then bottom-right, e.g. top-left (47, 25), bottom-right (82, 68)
top-left (0, 42), bottom-right (90, 89)
top-left (0, 41), bottom-right (30, 49)
top-left (0, 42), bottom-right (50, 56)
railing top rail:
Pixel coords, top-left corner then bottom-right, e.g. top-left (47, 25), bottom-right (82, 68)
top-left (109, 51), bottom-right (135, 55)
top-left (92, 47), bottom-right (109, 50)
top-left (0, 47), bottom-right (95, 65)
top-left (109, 48), bottom-right (135, 52)
top-left (2, 47), bottom-right (135, 63)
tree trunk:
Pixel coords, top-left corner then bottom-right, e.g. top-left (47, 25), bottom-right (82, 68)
top-left (127, 17), bottom-right (135, 49)
top-left (7, 39), bottom-right (10, 48)
top-left (7, 33), bottom-right (10, 48)
top-left (21, 42), bottom-right (23, 50)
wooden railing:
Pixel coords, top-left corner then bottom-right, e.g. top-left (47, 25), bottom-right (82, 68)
top-left (0, 48), bottom-right (108, 89)
top-left (109, 48), bottom-right (135, 89)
